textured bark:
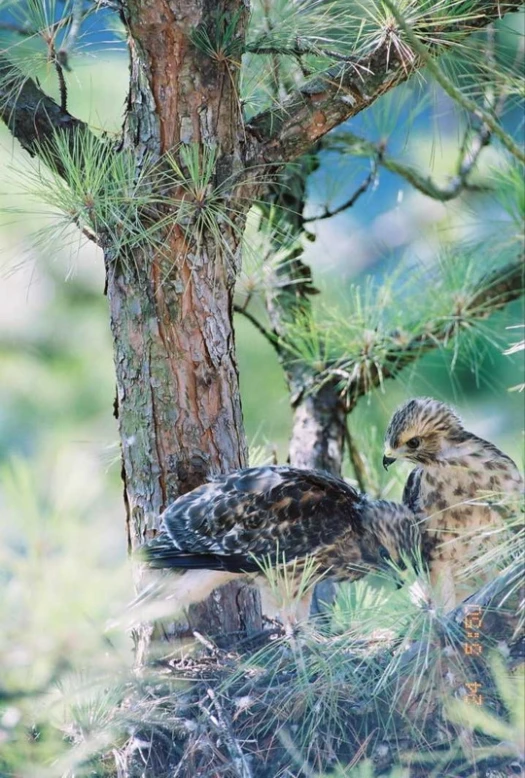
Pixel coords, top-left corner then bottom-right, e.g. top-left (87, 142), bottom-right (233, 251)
top-left (106, 0), bottom-right (261, 640)
top-left (289, 380), bottom-right (346, 475)
top-left (107, 240), bottom-right (247, 540)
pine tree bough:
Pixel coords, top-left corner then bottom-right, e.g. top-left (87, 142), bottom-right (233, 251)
top-left (246, 1), bottom-right (524, 164)
top-left (0, 53), bottom-right (88, 176)
top-left (1, 3), bottom-right (522, 173)
top-left (344, 259), bottom-right (525, 412)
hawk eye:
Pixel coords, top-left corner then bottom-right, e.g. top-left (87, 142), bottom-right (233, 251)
top-left (406, 437), bottom-right (421, 450)
top-left (379, 546), bottom-right (391, 561)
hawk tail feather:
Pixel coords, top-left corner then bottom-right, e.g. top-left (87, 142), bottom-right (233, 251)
top-left (140, 538), bottom-right (260, 573)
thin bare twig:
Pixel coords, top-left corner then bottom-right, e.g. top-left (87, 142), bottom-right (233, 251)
top-left (192, 630), bottom-right (218, 655)
top-left (303, 155), bottom-right (379, 222)
top-left (330, 91), bottom-right (504, 205)
top-left (233, 303), bottom-right (281, 355)
top-left (203, 688), bottom-right (253, 778)
top-left (51, 45), bottom-right (68, 111)
top-left (344, 423), bottom-right (369, 494)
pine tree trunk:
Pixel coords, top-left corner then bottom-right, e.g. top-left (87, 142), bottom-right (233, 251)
top-left (289, 379), bottom-right (346, 474)
top-left (107, 0), bottom-right (262, 646)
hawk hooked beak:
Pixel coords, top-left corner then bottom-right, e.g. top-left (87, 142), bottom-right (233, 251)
top-left (383, 451), bottom-right (396, 470)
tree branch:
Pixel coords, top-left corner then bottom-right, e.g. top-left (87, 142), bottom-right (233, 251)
top-left (303, 155), bottom-right (379, 221)
top-left (288, 378), bottom-right (347, 476)
top-left (330, 123), bottom-right (498, 202)
top-left (51, 44), bottom-right (68, 111)
top-left (245, 38), bottom-right (371, 65)
top-left (344, 422), bottom-right (369, 494)
top-left (0, 53), bottom-right (88, 176)
top-left (342, 259), bottom-right (525, 412)
top-left (233, 303), bottom-right (282, 355)
top-left (201, 688), bottom-right (254, 778)
top-left (246, 1), bottom-right (523, 165)
top-left (383, 0), bottom-right (525, 164)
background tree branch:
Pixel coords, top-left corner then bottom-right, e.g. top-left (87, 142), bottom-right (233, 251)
top-left (383, 0), bottom-right (525, 164)
top-left (329, 105), bottom-right (505, 205)
top-left (339, 259), bottom-right (524, 412)
top-left (0, 54), bottom-right (88, 174)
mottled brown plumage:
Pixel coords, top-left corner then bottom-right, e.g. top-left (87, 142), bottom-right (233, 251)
top-left (384, 397), bottom-right (523, 610)
top-left (142, 466), bottom-right (420, 624)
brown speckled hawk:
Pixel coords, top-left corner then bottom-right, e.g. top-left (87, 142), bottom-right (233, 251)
top-left (141, 466), bottom-right (421, 625)
top-left (384, 397), bottom-right (523, 611)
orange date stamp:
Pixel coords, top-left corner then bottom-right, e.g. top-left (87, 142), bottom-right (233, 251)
top-left (463, 604), bottom-right (484, 704)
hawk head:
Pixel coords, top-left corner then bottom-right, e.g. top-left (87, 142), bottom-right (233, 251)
top-left (383, 397), bottom-right (465, 469)
top-left (360, 499), bottom-right (422, 578)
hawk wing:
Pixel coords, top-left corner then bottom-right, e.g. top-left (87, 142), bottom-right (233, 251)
top-left (143, 466), bottom-right (366, 573)
top-left (402, 468), bottom-right (423, 513)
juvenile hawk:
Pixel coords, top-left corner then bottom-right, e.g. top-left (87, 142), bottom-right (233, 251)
top-left (142, 466), bottom-right (420, 625)
top-left (383, 397), bottom-right (523, 611)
